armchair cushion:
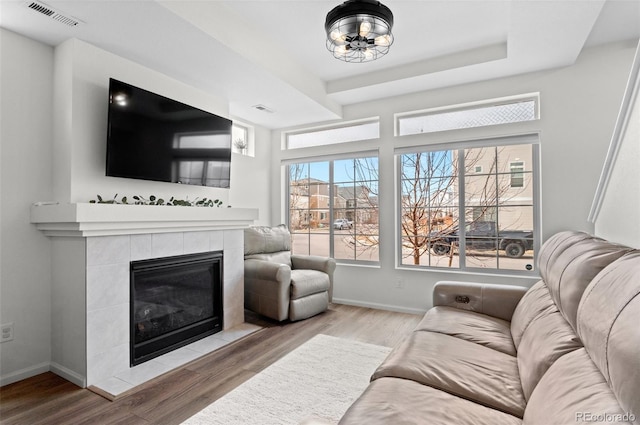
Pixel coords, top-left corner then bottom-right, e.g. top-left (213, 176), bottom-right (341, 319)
top-left (244, 225), bottom-right (291, 255)
top-left (290, 270), bottom-right (330, 299)
top-left (245, 251), bottom-right (292, 267)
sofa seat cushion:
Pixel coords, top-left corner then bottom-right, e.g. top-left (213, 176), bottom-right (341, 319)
top-left (290, 269), bottom-right (330, 299)
top-left (372, 331), bottom-right (526, 418)
top-left (523, 349), bottom-right (631, 425)
top-left (415, 306), bottom-right (516, 356)
top-left (339, 377), bottom-right (522, 425)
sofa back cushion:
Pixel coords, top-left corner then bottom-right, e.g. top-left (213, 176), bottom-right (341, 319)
top-left (512, 232), bottom-right (591, 348)
top-left (516, 311), bottom-right (582, 400)
top-left (543, 236), bottom-right (630, 332)
top-left (510, 280), bottom-right (556, 348)
top-left (512, 232), bottom-right (630, 346)
top-left (537, 231), bottom-right (592, 283)
top-left (577, 252), bottom-right (640, 422)
top-left (511, 231), bottom-right (631, 401)
top-left (523, 348), bottom-right (631, 425)
top-left (244, 225), bottom-right (291, 255)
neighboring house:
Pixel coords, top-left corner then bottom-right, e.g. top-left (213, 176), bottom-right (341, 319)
top-left (452, 144), bottom-right (535, 232)
top-left (290, 179), bottom-right (379, 229)
top-left (290, 178), bottom-right (332, 229)
top-left (335, 185), bottom-right (379, 225)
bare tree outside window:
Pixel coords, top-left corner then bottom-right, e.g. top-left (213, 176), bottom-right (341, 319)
top-left (336, 158), bottom-right (380, 261)
top-left (399, 143), bottom-right (536, 272)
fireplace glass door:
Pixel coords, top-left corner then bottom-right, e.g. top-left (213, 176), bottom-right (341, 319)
top-left (130, 251), bottom-right (223, 366)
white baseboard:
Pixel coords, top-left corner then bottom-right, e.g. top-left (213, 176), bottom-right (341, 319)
top-left (0, 362), bottom-right (50, 387)
top-left (0, 362), bottom-right (86, 388)
top-left (50, 362), bottom-right (86, 388)
top-left (332, 298), bottom-right (426, 316)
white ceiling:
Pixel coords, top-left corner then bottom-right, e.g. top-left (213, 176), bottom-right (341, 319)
top-left (1, 0), bottom-right (639, 129)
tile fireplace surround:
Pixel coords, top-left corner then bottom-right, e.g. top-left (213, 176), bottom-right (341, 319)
top-left (31, 203), bottom-right (259, 397)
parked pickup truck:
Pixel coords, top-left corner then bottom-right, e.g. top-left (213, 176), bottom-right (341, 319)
top-left (430, 221), bottom-right (533, 258)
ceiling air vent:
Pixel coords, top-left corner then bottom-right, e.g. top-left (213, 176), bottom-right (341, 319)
top-left (252, 104), bottom-right (275, 113)
top-left (26, 1), bottom-right (83, 27)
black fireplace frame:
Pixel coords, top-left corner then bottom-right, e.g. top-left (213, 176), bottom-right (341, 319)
top-left (130, 251), bottom-right (223, 366)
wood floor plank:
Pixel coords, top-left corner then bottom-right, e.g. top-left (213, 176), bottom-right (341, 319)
top-left (0, 305), bottom-right (422, 425)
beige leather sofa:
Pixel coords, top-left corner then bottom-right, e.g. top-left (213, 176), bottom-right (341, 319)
top-left (340, 231), bottom-right (640, 424)
top-left (244, 225), bottom-right (336, 322)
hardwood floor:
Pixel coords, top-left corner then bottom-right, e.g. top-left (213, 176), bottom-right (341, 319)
top-left (0, 304), bottom-right (422, 425)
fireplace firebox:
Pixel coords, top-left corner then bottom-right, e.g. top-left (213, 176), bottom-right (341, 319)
top-left (130, 251), bottom-right (223, 366)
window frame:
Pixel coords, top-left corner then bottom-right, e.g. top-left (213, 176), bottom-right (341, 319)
top-left (284, 118), bottom-right (380, 150)
top-left (395, 93), bottom-right (540, 136)
top-left (285, 155), bottom-right (380, 265)
top-left (395, 134), bottom-right (540, 276)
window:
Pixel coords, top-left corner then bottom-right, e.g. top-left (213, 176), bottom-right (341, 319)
top-left (288, 156), bottom-right (379, 263)
top-left (510, 161), bottom-right (525, 188)
top-left (397, 96), bottom-right (538, 136)
top-left (232, 123), bottom-right (249, 155)
top-left (398, 140), bottom-right (538, 273)
top-left (286, 120), bottom-right (379, 149)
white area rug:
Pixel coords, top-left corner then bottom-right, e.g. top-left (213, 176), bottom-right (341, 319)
top-left (182, 334), bottom-right (391, 425)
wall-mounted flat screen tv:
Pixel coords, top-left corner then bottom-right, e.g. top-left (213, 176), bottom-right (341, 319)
top-left (106, 78), bottom-right (232, 188)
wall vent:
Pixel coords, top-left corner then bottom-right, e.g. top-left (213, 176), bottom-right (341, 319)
top-left (26, 1), bottom-right (83, 27)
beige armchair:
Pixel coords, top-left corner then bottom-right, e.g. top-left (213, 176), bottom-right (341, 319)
top-left (244, 225), bottom-right (336, 321)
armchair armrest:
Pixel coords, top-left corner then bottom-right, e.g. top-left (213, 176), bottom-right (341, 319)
top-left (244, 259), bottom-right (292, 321)
top-left (245, 259), bottom-right (291, 283)
top-left (433, 281), bottom-right (529, 321)
top-left (291, 255), bottom-right (337, 300)
top-left (291, 255), bottom-right (336, 275)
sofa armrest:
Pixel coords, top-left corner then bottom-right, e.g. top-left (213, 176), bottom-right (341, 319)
top-left (291, 255), bottom-right (337, 300)
top-left (433, 281), bottom-right (529, 321)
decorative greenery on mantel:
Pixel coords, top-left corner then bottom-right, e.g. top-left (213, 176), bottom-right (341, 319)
top-left (90, 194), bottom-right (229, 207)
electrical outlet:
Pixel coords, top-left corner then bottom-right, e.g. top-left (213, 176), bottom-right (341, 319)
top-left (395, 279), bottom-right (404, 289)
top-left (1, 323), bottom-right (14, 343)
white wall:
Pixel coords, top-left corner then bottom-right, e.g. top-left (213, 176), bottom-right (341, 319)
top-left (229, 125), bottom-right (272, 225)
top-left (51, 38), bottom-right (271, 224)
top-left (53, 38), bottom-right (227, 204)
top-left (0, 29), bottom-right (54, 385)
top-left (594, 49), bottom-right (640, 247)
top-left (0, 33), bottom-right (272, 385)
top-left (271, 40), bottom-right (638, 314)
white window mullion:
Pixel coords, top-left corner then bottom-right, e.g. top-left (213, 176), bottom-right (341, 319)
top-left (329, 161), bottom-right (335, 259)
top-left (457, 148), bottom-right (467, 269)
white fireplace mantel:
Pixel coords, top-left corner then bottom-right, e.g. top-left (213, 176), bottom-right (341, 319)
top-left (30, 202), bottom-right (259, 237)
top-left (30, 202), bottom-right (258, 395)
